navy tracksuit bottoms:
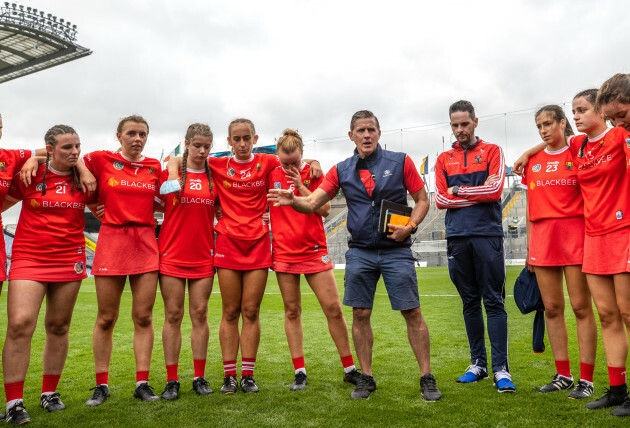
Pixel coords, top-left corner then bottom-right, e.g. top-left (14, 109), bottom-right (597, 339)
top-left (447, 236), bottom-right (509, 373)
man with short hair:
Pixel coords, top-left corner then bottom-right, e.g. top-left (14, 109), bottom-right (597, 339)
top-left (268, 110), bottom-right (441, 401)
top-left (435, 100), bottom-right (514, 392)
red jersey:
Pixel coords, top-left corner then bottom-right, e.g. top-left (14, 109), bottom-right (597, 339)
top-left (0, 149), bottom-right (34, 250)
top-left (158, 168), bottom-right (217, 267)
top-left (268, 163), bottom-right (327, 263)
top-left (568, 127), bottom-right (630, 235)
top-left (320, 155), bottom-right (424, 198)
top-left (522, 146), bottom-right (583, 222)
top-left (8, 164), bottom-right (97, 261)
top-left (209, 153), bottom-right (280, 240)
top-left (83, 151), bottom-right (161, 226)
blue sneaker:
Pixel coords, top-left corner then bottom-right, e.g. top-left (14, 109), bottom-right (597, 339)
top-left (457, 365), bottom-right (489, 383)
top-left (493, 370), bottom-right (516, 393)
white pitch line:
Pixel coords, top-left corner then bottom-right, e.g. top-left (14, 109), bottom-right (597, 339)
top-left (75, 289), bottom-right (514, 298)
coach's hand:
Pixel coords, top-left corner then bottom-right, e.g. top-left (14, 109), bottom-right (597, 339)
top-left (484, 174), bottom-right (500, 186)
top-left (387, 224), bottom-right (412, 242)
top-left (268, 188), bottom-right (295, 207)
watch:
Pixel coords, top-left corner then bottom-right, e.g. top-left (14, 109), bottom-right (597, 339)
top-left (406, 220), bottom-right (418, 234)
top-left (452, 186), bottom-right (460, 196)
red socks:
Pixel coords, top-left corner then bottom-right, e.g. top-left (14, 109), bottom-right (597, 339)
top-left (341, 355), bottom-right (355, 371)
top-left (194, 359), bottom-right (206, 379)
top-left (292, 356), bottom-right (305, 372)
top-left (95, 372), bottom-right (109, 386)
top-left (42, 374), bottom-right (61, 394)
top-left (555, 360), bottom-right (571, 378)
top-left (136, 371), bottom-right (149, 383)
top-left (166, 364), bottom-right (178, 382)
top-left (4, 382), bottom-right (24, 402)
top-left (223, 360), bottom-right (237, 377)
top-left (608, 366), bottom-right (627, 387)
top-left (165, 360), bottom-right (206, 381)
top-left (242, 358), bottom-right (256, 377)
top-left (580, 362), bottom-right (595, 383)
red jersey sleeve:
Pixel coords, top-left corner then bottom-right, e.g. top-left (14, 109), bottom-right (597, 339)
top-left (403, 156), bottom-right (424, 194)
top-left (6, 149), bottom-right (35, 171)
top-left (434, 152), bottom-right (476, 209)
top-left (261, 153), bottom-right (281, 172)
top-left (83, 151), bottom-right (107, 177)
top-left (456, 145), bottom-right (505, 202)
top-left (318, 165), bottom-right (341, 199)
top-left (7, 173), bottom-right (25, 201)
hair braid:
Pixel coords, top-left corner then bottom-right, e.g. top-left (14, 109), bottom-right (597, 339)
top-left (69, 166), bottom-right (81, 195)
top-left (41, 152), bottom-right (50, 195)
top-left (204, 158), bottom-right (212, 191)
top-left (181, 147), bottom-right (189, 194)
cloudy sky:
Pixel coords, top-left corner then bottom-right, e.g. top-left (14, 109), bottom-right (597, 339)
top-left (1, 0), bottom-right (628, 174)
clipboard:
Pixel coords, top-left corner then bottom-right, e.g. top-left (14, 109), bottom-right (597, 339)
top-left (378, 199), bottom-right (412, 234)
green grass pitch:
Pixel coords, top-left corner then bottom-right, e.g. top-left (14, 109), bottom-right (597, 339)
top-left (0, 266), bottom-right (627, 427)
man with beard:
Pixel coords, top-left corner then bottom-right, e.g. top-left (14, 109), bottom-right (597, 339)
top-left (435, 100), bottom-right (514, 393)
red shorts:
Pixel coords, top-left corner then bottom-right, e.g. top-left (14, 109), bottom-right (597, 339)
top-left (583, 226), bottom-right (630, 275)
top-left (92, 224), bottom-right (159, 276)
top-left (529, 216), bottom-right (585, 266)
top-left (159, 262), bottom-right (215, 279)
top-left (9, 257), bottom-right (88, 282)
top-left (273, 253), bottom-right (333, 274)
top-left (214, 233), bottom-right (271, 270)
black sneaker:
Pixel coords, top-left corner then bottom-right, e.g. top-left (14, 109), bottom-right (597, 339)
top-left (351, 373), bottom-right (376, 399)
top-left (134, 382), bottom-right (160, 402)
top-left (161, 380), bottom-right (180, 400)
top-left (40, 392), bottom-right (66, 412)
top-left (290, 372), bottom-right (308, 391)
top-left (220, 375), bottom-right (238, 395)
top-left (192, 377), bottom-right (213, 395)
top-left (240, 376), bottom-right (259, 393)
top-left (611, 397), bottom-right (630, 417)
top-left (344, 368), bottom-right (361, 385)
top-left (568, 380), bottom-right (594, 399)
top-left (585, 387), bottom-right (628, 410)
top-left (5, 401), bottom-right (30, 425)
top-left (85, 384), bottom-right (110, 407)
top-left (420, 373), bottom-right (442, 401)
top-left (539, 374), bottom-right (574, 393)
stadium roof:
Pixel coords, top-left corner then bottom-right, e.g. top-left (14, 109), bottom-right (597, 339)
top-left (0, 2), bottom-right (91, 84)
